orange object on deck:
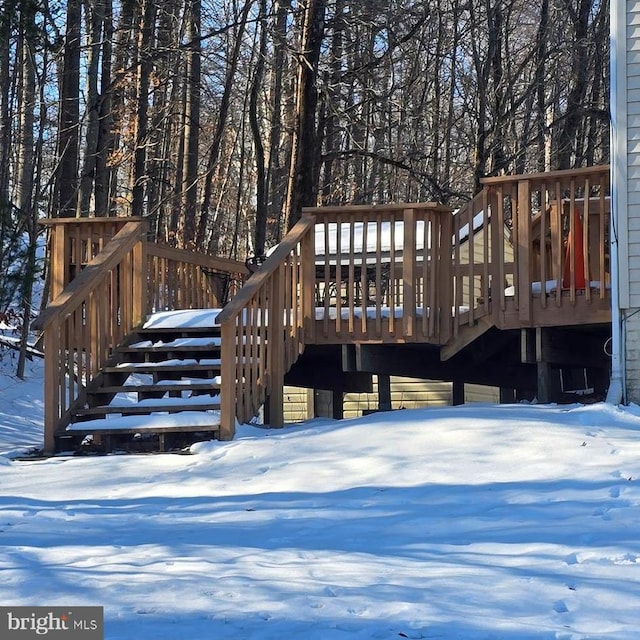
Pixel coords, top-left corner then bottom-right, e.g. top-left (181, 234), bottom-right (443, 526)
top-left (562, 209), bottom-right (586, 289)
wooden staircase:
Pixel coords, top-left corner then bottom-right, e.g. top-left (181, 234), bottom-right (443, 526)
top-left (59, 310), bottom-right (224, 453)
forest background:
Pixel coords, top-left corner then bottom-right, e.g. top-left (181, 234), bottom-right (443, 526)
top-left (0, 0), bottom-right (610, 376)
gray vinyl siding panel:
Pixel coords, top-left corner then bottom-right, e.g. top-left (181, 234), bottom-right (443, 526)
top-left (630, 0), bottom-right (640, 311)
top-left (629, 1), bottom-right (640, 306)
top-left (627, 164), bottom-right (640, 180)
top-left (628, 253), bottom-right (640, 270)
top-left (630, 277), bottom-right (640, 306)
top-left (632, 0), bottom-right (640, 307)
top-left (627, 189), bottom-right (640, 205)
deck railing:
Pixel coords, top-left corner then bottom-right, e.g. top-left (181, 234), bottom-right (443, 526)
top-left (147, 244), bottom-right (246, 311)
top-left (216, 213), bottom-right (316, 439)
top-left (34, 217), bottom-right (248, 452)
top-left (307, 203), bottom-right (453, 344)
top-left (481, 165), bottom-right (610, 327)
top-left (33, 221), bottom-right (147, 452)
top-left (34, 166), bottom-right (611, 447)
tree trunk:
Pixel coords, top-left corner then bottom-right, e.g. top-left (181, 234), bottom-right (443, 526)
top-left (130, 0), bottom-right (155, 217)
top-left (554, 0), bottom-right (591, 169)
top-left (94, 0), bottom-right (113, 217)
top-left (267, 0), bottom-right (290, 244)
top-left (249, 0), bottom-right (268, 257)
top-left (320, 0), bottom-right (344, 205)
top-left (78, 0), bottom-right (106, 216)
top-left (180, 0), bottom-right (202, 248)
top-left (53, 0), bottom-right (81, 217)
top-left (15, 6), bottom-right (37, 379)
top-left (283, 0), bottom-right (326, 231)
top-left (0, 5), bottom-right (12, 255)
top-left (198, 0), bottom-right (253, 244)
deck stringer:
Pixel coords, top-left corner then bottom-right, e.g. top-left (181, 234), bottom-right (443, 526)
top-left (440, 316), bottom-right (495, 361)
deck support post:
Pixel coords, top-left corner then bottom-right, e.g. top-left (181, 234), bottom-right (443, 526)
top-left (535, 327), bottom-right (561, 403)
top-left (536, 361), bottom-right (552, 403)
top-left (499, 388), bottom-right (516, 403)
top-left (377, 374), bottom-right (392, 411)
top-left (452, 380), bottom-right (465, 406)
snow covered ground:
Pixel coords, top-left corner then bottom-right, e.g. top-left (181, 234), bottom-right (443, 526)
top-left (2, 346), bottom-right (640, 638)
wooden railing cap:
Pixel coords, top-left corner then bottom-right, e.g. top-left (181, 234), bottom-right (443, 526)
top-left (303, 202), bottom-right (452, 214)
top-left (480, 165), bottom-right (610, 185)
top-left (39, 215), bottom-right (145, 226)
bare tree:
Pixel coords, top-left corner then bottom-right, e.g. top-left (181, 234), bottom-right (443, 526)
top-left (179, 0), bottom-right (201, 247)
top-left (283, 0), bottom-right (326, 230)
top-left (52, 0), bottom-right (81, 217)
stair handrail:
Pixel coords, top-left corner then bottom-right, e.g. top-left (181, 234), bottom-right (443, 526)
top-left (216, 213), bottom-right (317, 440)
top-left (33, 220), bottom-right (147, 452)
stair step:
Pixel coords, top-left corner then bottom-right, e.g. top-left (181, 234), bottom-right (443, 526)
top-left (66, 410), bottom-right (221, 435)
top-left (94, 380), bottom-right (222, 395)
top-left (142, 309), bottom-right (223, 330)
top-left (105, 359), bottom-right (222, 374)
top-left (123, 336), bottom-right (222, 352)
top-left (75, 401), bottom-right (221, 417)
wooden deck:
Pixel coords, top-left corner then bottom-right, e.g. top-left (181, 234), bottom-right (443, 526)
top-left (34, 166), bottom-right (611, 452)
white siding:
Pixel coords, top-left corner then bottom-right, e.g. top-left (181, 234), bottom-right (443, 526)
top-left (626, 311), bottom-right (640, 403)
top-left (632, 1), bottom-right (640, 312)
top-left (626, 0), bottom-right (640, 307)
top-left (623, 2), bottom-right (640, 402)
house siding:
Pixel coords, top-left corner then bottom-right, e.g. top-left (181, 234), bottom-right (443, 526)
top-left (283, 379), bottom-right (499, 423)
top-left (623, 1), bottom-right (640, 402)
top-left (625, 313), bottom-right (640, 402)
top-left (628, 1), bottom-right (640, 308)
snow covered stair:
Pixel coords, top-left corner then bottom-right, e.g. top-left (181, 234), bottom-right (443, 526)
top-left (64, 310), bottom-right (225, 453)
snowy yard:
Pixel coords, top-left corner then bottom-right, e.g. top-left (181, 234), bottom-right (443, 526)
top-left (1, 353), bottom-right (640, 638)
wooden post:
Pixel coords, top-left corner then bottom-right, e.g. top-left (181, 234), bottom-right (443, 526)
top-left (536, 327), bottom-right (559, 403)
top-left (439, 209), bottom-right (453, 344)
top-left (378, 374), bottom-right (392, 411)
top-left (537, 361), bottom-right (552, 404)
top-left (332, 390), bottom-right (344, 419)
top-left (266, 266), bottom-right (285, 427)
top-left (219, 319), bottom-right (237, 440)
top-left (403, 208), bottom-right (416, 337)
top-left (499, 388), bottom-right (516, 403)
top-left (489, 186), bottom-right (505, 325)
top-left (452, 380), bottom-right (465, 406)
top-left (517, 179), bottom-right (532, 325)
top-left (51, 222), bottom-right (68, 301)
top-left (43, 328), bottom-right (60, 454)
top-left (301, 216), bottom-right (316, 342)
top-left (132, 224), bottom-right (147, 325)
